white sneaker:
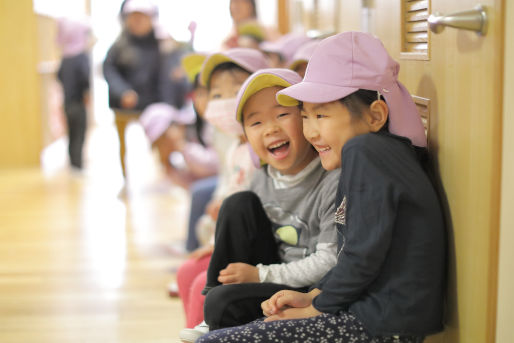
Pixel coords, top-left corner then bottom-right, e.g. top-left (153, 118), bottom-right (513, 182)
top-left (179, 321), bottom-right (209, 343)
top-left (167, 281), bottom-right (179, 297)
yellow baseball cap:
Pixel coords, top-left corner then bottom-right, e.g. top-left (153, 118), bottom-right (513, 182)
top-left (181, 53), bottom-right (207, 83)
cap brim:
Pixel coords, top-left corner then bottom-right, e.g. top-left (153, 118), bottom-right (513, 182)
top-left (288, 59), bottom-right (307, 71)
top-left (236, 73), bottom-right (295, 122)
top-left (182, 54), bottom-right (207, 83)
top-left (276, 81), bottom-right (358, 106)
top-left (259, 41), bottom-right (281, 54)
top-left (200, 54), bottom-right (234, 86)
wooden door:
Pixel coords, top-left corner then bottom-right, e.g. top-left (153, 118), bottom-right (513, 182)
top-left (332, 1), bottom-right (504, 342)
top-left (0, 0), bottom-right (42, 166)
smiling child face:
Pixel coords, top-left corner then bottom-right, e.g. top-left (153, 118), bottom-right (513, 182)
top-left (242, 86), bottom-right (317, 175)
top-left (301, 100), bottom-right (371, 170)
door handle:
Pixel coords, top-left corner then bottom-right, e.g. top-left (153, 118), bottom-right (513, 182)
top-left (428, 4), bottom-right (487, 35)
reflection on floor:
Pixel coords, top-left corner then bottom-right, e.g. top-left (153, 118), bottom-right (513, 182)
top-left (0, 121), bottom-right (190, 342)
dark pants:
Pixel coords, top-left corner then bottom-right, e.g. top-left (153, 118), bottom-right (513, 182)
top-left (64, 102), bottom-right (87, 169)
top-left (186, 176), bottom-right (218, 251)
top-left (203, 191), bottom-right (305, 330)
top-left (199, 312), bottom-right (425, 343)
top-left (204, 282), bottom-right (302, 331)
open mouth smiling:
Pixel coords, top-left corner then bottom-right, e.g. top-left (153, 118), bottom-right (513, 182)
top-left (315, 145), bottom-right (331, 154)
top-left (267, 140), bottom-right (290, 158)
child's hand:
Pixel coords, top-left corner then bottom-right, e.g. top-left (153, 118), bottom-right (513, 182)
top-left (218, 263), bottom-right (259, 284)
top-left (264, 305), bottom-right (322, 322)
top-left (261, 290), bottom-right (313, 317)
top-left (166, 124), bottom-right (187, 152)
top-left (120, 90), bottom-right (138, 109)
top-left (206, 199), bottom-right (222, 220)
top-left (188, 244), bottom-right (214, 260)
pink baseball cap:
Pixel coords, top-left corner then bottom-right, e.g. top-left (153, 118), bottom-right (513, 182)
top-left (200, 48), bottom-right (269, 86)
top-left (57, 17), bottom-right (91, 57)
top-left (139, 103), bottom-right (195, 143)
top-left (260, 33), bottom-right (311, 65)
top-left (288, 39), bottom-right (320, 71)
top-left (235, 68), bottom-right (302, 123)
top-left (277, 31), bottom-right (427, 147)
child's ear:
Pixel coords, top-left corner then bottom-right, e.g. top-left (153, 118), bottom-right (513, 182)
top-left (366, 100), bottom-right (389, 132)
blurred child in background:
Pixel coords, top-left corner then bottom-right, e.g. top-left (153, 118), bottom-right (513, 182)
top-left (287, 39), bottom-right (319, 78)
top-left (260, 32), bottom-right (311, 68)
top-left (180, 53), bottom-right (220, 252)
top-left (139, 102), bottom-right (218, 189)
top-left (103, 0), bottom-right (162, 179)
top-left (56, 17), bottom-right (92, 171)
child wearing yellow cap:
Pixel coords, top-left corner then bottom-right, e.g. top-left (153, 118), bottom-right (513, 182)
top-left (190, 68), bottom-right (339, 342)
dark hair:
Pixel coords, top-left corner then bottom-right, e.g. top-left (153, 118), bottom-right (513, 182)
top-left (340, 89), bottom-right (389, 131)
top-left (207, 62), bottom-right (250, 89)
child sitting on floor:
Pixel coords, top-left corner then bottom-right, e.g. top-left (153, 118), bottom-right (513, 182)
top-left (192, 68), bottom-right (340, 342)
top-left (199, 31), bottom-right (445, 343)
top-left (177, 48), bottom-right (269, 342)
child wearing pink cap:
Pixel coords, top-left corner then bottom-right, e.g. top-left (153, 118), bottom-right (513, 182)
top-left (260, 33), bottom-right (311, 68)
top-left (198, 32), bottom-right (445, 343)
top-left (56, 17), bottom-right (91, 170)
top-left (139, 102), bottom-right (218, 188)
top-left (287, 39), bottom-right (320, 77)
top-left (189, 68), bottom-right (340, 342)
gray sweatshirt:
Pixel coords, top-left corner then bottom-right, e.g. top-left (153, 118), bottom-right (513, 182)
top-left (249, 157), bottom-right (339, 287)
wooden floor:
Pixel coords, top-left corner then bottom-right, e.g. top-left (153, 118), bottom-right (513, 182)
top-left (0, 123), bottom-right (190, 342)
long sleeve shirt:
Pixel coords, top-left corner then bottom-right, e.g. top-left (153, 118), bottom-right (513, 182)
top-left (250, 157), bottom-right (340, 287)
top-left (312, 132), bottom-right (446, 337)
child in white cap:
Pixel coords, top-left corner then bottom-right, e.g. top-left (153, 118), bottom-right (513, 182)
top-left (103, 0), bottom-right (162, 178)
top-left (198, 31), bottom-right (445, 343)
top-left (189, 68), bottom-right (340, 342)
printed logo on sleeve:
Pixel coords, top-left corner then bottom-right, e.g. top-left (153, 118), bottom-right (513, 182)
top-left (335, 196), bottom-right (347, 226)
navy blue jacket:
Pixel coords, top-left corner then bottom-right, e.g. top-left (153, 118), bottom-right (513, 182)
top-left (103, 31), bottom-right (161, 111)
top-left (312, 132), bottom-right (446, 337)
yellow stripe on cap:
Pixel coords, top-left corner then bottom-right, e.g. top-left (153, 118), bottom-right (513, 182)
top-left (288, 59), bottom-right (307, 72)
top-left (181, 53), bottom-right (207, 83)
top-left (236, 74), bottom-right (294, 122)
top-left (276, 92), bottom-right (300, 107)
top-left (199, 54), bottom-right (235, 87)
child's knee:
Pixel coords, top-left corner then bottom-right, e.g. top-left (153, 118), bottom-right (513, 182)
top-left (221, 191), bottom-right (260, 213)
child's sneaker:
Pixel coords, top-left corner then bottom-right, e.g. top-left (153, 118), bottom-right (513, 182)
top-left (167, 281), bottom-right (179, 297)
top-left (179, 321), bottom-right (209, 343)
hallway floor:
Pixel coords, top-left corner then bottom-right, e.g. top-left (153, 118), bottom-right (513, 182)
top-left (0, 122), bottom-right (190, 342)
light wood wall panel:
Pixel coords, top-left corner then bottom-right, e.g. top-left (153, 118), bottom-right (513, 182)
top-left (0, 0), bottom-right (42, 167)
top-left (496, 0), bottom-right (514, 341)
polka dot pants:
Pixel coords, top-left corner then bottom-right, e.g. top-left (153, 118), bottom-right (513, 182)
top-left (197, 312), bottom-right (424, 343)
